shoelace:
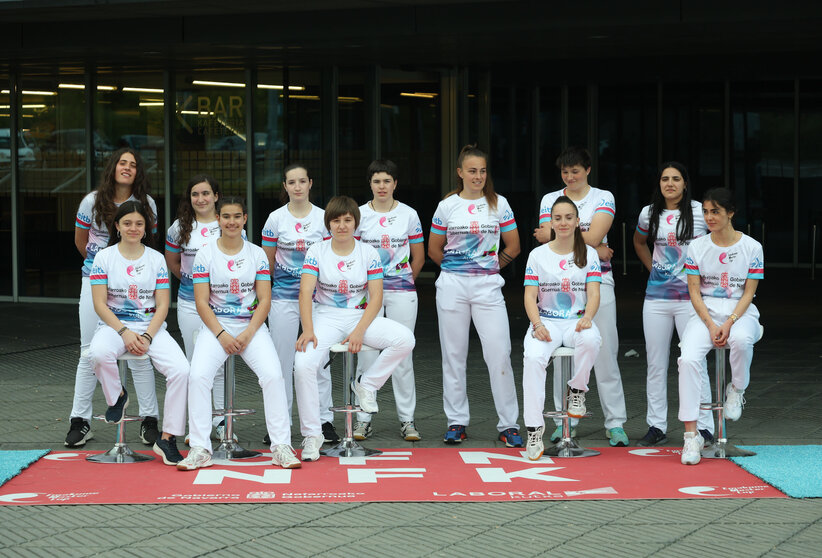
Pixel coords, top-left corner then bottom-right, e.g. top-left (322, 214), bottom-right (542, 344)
top-left (274, 445), bottom-right (297, 463)
top-left (568, 393), bottom-right (584, 408)
top-left (527, 430), bottom-right (542, 446)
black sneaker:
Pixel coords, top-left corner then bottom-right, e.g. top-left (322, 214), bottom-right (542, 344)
top-left (104, 389), bottom-right (129, 423)
top-left (140, 417), bottom-right (159, 445)
top-left (322, 421), bottom-right (340, 444)
top-left (637, 426), bottom-right (667, 447)
top-left (153, 436), bottom-right (184, 465)
top-left (263, 433), bottom-right (271, 445)
top-left (699, 429), bottom-right (714, 446)
top-left (64, 417), bottom-right (93, 447)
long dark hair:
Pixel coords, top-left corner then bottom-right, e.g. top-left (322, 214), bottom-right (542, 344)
top-left (108, 200), bottom-right (155, 247)
top-left (92, 148), bottom-right (153, 230)
top-left (445, 144), bottom-right (498, 211)
top-left (176, 174), bottom-right (220, 246)
top-left (549, 196), bottom-right (587, 268)
top-left (647, 161), bottom-right (695, 244)
top-left (702, 187), bottom-right (736, 214)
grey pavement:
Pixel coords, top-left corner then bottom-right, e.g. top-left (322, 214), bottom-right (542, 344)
top-left (1, 269), bottom-right (821, 557)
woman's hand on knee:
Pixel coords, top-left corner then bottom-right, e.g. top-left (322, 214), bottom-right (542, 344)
top-left (296, 331), bottom-right (317, 352)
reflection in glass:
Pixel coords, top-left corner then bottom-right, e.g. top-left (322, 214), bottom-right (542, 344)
top-left (799, 80), bottom-right (822, 263)
top-left (254, 68), bottom-right (286, 236)
top-left (0, 77), bottom-right (10, 295)
top-left (339, 70), bottom-right (367, 200)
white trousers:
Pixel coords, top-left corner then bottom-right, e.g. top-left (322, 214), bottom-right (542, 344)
top-left (678, 297), bottom-right (760, 422)
top-left (643, 299), bottom-right (714, 433)
top-left (188, 321), bottom-right (290, 452)
top-left (293, 305), bottom-right (415, 437)
top-left (435, 272), bottom-right (520, 431)
top-left (269, 299), bottom-right (334, 423)
top-left (88, 322), bottom-right (188, 436)
top-left (523, 318), bottom-right (601, 429)
top-left (178, 300), bottom-right (224, 428)
top-left (71, 277), bottom-right (158, 421)
top-left (355, 290), bottom-right (418, 423)
top-left (551, 284), bottom-right (626, 429)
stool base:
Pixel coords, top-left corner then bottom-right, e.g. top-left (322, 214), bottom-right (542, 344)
top-left (212, 440), bottom-right (261, 461)
top-left (545, 438), bottom-right (600, 458)
top-left (701, 440), bottom-right (756, 459)
top-left (87, 443), bottom-right (154, 464)
top-left (322, 440), bottom-right (382, 458)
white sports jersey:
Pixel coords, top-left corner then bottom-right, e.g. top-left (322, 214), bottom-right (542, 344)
top-left (524, 244), bottom-right (601, 320)
top-left (165, 219), bottom-right (222, 304)
top-left (356, 201), bottom-right (423, 291)
top-left (261, 204), bottom-right (330, 301)
top-left (301, 239), bottom-right (384, 309)
top-left (636, 201), bottom-right (707, 301)
top-left (89, 245), bottom-right (170, 323)
top-left (192, 240), bottom-right (270, 321)
top-left (76, 191), bottom-right (158, 277)
top-left (685, 233), bottom-right (764, 299)
top-left (430, 194), bottom-right (517, 275)
top-left (538, 186), bottom-right (615, 286)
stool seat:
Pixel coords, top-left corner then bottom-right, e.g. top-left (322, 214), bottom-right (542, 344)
top-left (323, 343), bottom-right (382, 458)
top-left (543, 345), bottom-right (599, 458)
top-left (87, 352), bottom-right (154, 464)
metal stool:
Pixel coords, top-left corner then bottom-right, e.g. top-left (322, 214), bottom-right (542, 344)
top-left (701, 324), bottom-right (764, 459)
top-left (321, 343), bottom-right (382, 458)
top-left (543, 346), bottom-right (599, 458)
top-left (87, 353), bottom-right (154, 464)
top-left (212, 355), bottom-right (260, 460)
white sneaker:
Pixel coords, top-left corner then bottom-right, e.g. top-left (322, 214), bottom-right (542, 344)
top-left (724, 384), bottom-right (746, 421)
top-left (301, 435), bottom-right (324, 461)
top-left (567, 390), bottom-right (587, 418)
top-left (526, 426), bottom-right (545, 461)
top-left (681, 432), bottom-right (704, 465)
top-left (400, 421), bottom-right (421, 441)
top-left (177, 446), bottom-right (213, 471)
top-left (271, 444), bottom-right (302, 469)
top-left (352, 377), bottom-right (378, 413)
top-left (353, 421), bottom-right (373, 440)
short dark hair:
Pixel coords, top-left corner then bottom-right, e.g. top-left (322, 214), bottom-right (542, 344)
top-left (324, 195), bottom-right (360, 229)
top-left (556, 146), bottom-right (592, 170)
top-left (367, 159), bottom-right (399, 183)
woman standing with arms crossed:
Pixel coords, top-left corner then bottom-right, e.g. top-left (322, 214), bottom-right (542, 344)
top-left (166, 174), bottom-right (234, 442)
top-left (67, 148), bottom-right (160, 448)
top-left (633, 162), bottom-right (714, 446)
top-left (261, 164), bottom-right (336, 444)
top-left (523, 197), bottom-right (602, 460)
top-left (88, 201), bottom-right (188, 466)
top-left (178, 197), bottom-right (300, 471)
top-left (429, 144), bottom-right (523, 447)
top-left (534, 146), bottom-right (628, 447)
top-left (352, 159), bottom-right (424, 442)
top-left (678, 188), bottom-right (763, 465)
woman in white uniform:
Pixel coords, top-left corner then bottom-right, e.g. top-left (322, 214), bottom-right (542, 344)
top-left (165, 174), bottom-right (231, 441)
top-left (678, 187), bottom-right (763, 465)
top-left (177, 197), bottom-right (300, 471)
top-left (67, 148), bottom-right (160, 448)
top-left (353, 159), bottom-right (424, 442)
top-left (523, 196), bottom-right (602, 460)
top-left (534, 146), bottom-right (628, 447)
top-left (428, 144), bottom-right (522, 447)
top-left (87, 201), bottom-right (188, 466)
top-left (633, 162), bottom-right (714, 447)
top-left (294, 196), bottom-right (415, 462)
top-left (261, 164), bottom-right (336, 444)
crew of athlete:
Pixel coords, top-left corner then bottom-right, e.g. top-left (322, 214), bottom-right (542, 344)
top-left (65, 144), bottom-right (762, 469)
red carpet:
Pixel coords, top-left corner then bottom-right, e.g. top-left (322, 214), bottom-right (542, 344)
top-left (0, 447), bottom-right (784, 505)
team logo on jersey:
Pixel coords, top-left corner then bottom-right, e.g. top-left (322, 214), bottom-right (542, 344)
top-left (228, 260), bottom-right (236, 271)
top-left (126, 265), bottom-right (136, 277)
top-left (414, 223), bottom-right (423, 234)
top-left (720, 271), bottom-right (729, 289)
top-left (526, 265), bottom-right (535, 275)
top-left (337, 261), bottom-right (347, 272)
top-left (381, 234), bottom-right (391, 249)
top-left (77, 211), bottom-right (91, 225)
top-left (559, 259), bottom-right (568, 271)
top-left (128, 284), bottom-right (138, 300)
top-left (379, 217), bottom-right (388, 227)
top-left (296, 239), bottom-right (306, 252)
top-left (305, 255), bottom-right (319, 267)
top-left (193, 263), bottom-right (207, 274)
top-left (667, 232), bottom-right (677, 247)
top-left (502, 209), bottom-right (513, 221)
top-left (719, 251), bottom-right (737, 264)
top-left (338, 279), bottom-right (349, 294)
top-left (230, 278), bottom-right (240, 294)
top-left (262, 228), bottom-right (275, 239)
top-left (227, 258), bottom-right (245, 272)
top-left (468, 204), bottom-right (477, 215)
top-left (433, 217), bottom-right (443, 225)
top-left (666, 214), bottom-right (676, 225)
top-left (751, 256), bottom-right (764, 268)
top-left (561, 278), bottom-right (571, 293)
top-left (295, 223), bottom-right (303, 233)
top-left (469, 221), bottom-right (480, 235)
top-left (157, 268), bottom-right (169, 279)
top-left (201, 227), bottom-right (210, 237)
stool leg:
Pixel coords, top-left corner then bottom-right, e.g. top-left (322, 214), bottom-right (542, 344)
top-left (87, 358), bottom-right (154, 463)
top-left (544, 355), bottom-right (599, 458)
top-left (702, 348), bottom-right (755, 459)
top-left (212, 356), bottom-right (261, 460)
top-left (322, 351), bottom-right (382, 458)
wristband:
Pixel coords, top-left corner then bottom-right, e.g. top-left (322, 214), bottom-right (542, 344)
top-left (729, 313), bottom-right (739, 323)
top-left (141, 332), bottom-right (153, 344)
top-left (216, 329), bottom-right (226, 339)
top-left (117, 326), bottom-right (128, 336)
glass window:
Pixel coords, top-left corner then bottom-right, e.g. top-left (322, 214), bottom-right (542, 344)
top-left (19, 68), bottom-right (87, 297)
top-left (730, 81), bottom-right (794, 263)
top-left (0, 74), bottom-right (10, 296)
top-left (539, 86), bottom-right (562, 193)
top-left (254, 67), bottom-right (287, 235)
top-left (799, 80), bottom-right (822, 264)
top-left (286, 69), bottom-right (323, 197)
top-left (339, 69), bottom-right (367, 201)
